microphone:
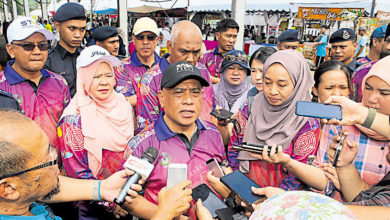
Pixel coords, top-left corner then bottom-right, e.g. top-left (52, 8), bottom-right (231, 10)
top-left (114, 147), bottom-right (158, 205)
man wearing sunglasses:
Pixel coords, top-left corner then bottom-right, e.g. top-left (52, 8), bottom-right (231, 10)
top-left (0, 110), bottom-right (145, 219)
top-left (117, 17), bottom-right (161, 108)
top-left (200, 19), bottom-right (239, 84)
top-left (1, 17), bottom-right (70, 151)
top-left (45, 2), bottom-right (87, 98)
top-left (136, 20), bottom-right (215, 132)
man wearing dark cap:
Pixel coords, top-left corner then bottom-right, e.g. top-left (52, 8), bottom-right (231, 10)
top-left (45, 2), bottom-right (87, 97)
top-left (123, 61), bottom-right (226, 219)
top-left (277, 29), bottom-right (300, 50)
top-left (329, 28), bottom-right (359, 74)
top-left (357, 25), bottom-right (388, 65)
top-left (355, 26), bottom-right (368, 60)
top-left (314, 25), bottom-right (328, 67)
top-left (352, 24), bottom-right (390, 102)
top-left (94, 26), bottom-right (124, 59)
top-left (200, 18), bottom-right (239, 84)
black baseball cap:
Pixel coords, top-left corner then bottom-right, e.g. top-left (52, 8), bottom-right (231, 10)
top-left (53, 2), bottom-right (86, 22)
top-left (93, 26), bottom-right (118, 41)
top-left (386, 23), bottom-right (390, 39)
top-left (278, 29), bottom-right (299, 42)
top-left (161, 61), bottom-right (209, 89)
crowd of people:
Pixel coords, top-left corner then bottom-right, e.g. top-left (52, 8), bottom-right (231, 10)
top-left (1, 1), bottom-right (390, 220)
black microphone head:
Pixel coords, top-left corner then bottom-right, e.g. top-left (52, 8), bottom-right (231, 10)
top-left (141, 147), bottom-right (158, 164)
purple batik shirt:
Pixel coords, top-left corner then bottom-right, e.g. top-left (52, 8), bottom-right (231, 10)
top-left (199, 46), bottom-right (224, 78)
top-left (124, 112), bottom-right (226, 207)
top-left (116, 51), bottom-right (160, 97)
top-left (352, 60), bottom-right (377, 102)
top-left (137, 53), bottom-right (215, 131)
top-left (0, 61), bottom-right (70, 149)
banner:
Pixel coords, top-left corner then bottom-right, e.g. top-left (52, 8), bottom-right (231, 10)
top-left (298, 7), bottom-right (364, 21)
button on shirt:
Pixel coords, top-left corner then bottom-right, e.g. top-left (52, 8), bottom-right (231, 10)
top-left (45, 44), bottom-right (82, 97)
top-left (124, 112), bottom-right (226, 206)
top-left (137, 53), bottom-right (215, 131)
top-left (199, 46), bottom-right (224, 78)
top-left (116, 51), bottom-right (160, 98)
top-left (0, 61), bottom-right (71, 148)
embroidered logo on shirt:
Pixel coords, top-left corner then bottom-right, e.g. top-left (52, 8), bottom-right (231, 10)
top-left (159, 152), bottom-right (171, 167)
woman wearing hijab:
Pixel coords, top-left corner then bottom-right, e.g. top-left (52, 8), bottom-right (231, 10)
top-left (213, 50), bottom-right (251, 113)
top-left (238, 50), bottom-right (321, 190)
top-left (57, 46), bottom-right (134, 219)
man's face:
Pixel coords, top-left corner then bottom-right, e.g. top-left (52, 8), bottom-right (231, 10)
top-left (158, 79), bottom-right (203, 130)
top-left (331, 40), bottom-right (357, 64)
top-left (277, 41), bottom-right (300, 50)
top-left (167, 32), bottom-right (202, 65)
top-left (380, 36), bottom-right (390, 59)
top-left (6, 33), bottom-right (48, 73)
top-left (321, 27), bottom-right (327, 34)
top-left (132, 31), bottom-right (158, 60)
top-left (97, 36), bottom-right (119, 56)
top-left (55, 19), bottom-right (87, 48)
top-left (216, 28), bottom-right (238, 54)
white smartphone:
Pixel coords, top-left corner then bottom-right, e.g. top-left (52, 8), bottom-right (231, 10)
top-left (166, 163), bottom-right (187, 189)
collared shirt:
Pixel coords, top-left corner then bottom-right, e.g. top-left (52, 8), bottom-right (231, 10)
top-left (45, 43), bottom-right (82, 97)
top-left (137, 53), bottom-right (215, 131)
top-left (116, 51), bottom-right (160, 97)
top-left (314, 124), bottom-right (390, 201)
top-left (356, 35), bottom-right (368, 58)
top-left (0, 61), bottom-right (71, 148)
top-left (0, 203), bottom-right (61, 220)
top-left (352, 60), bottom-right (377, 102)
top-left (346, 59), bottom-right (361, 75)
top-left (199, 46), bottom-right (224, 78)
top-left (347, 171), bottom-right (390, 207)
top-left (124, 112), bottom-right (226, 215)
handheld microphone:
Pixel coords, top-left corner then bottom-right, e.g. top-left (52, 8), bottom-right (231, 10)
top-left (114, 147), bottom-right (158, 205)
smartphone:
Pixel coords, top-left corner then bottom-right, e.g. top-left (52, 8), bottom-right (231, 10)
top-left (332, 134), bottom-right (346, 167)
top-left (295, 101), bottom-right (342, 120)
top-left (166, 163), bottom-right (187, 189)
top-left (231, 142), bottom-right (278, 156)
top-left (221, 171), bottom-right (265, 205)
top-left (216, 207), bottom-right (248, 220)
top-left (206, 158), bottom-right (224, 178)
top-left (192, 184), bottom-right (228, 218)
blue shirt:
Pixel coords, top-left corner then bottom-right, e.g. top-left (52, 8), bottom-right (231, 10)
top-left (0, 203), bottom-right (61, 220)
top-left (355, 35), bottom-right (368, 58)
top-left (316, 34), bottom-right (328, 57)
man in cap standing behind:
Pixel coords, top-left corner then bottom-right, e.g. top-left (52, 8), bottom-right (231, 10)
top-left (357, 25), bottom-right (388, 65)
top-left (277, 29), bottom-right (300, 50)
top-left (355, 26), bottom-right (368, 60)
top-left (116, 17), bottom-right (161, 107)
top-left (93, 26), bottom-right (126, 60)
top-left (329, 28), bottom-right (359, 74)
top-left (45, 2), bottom-right (87, 97)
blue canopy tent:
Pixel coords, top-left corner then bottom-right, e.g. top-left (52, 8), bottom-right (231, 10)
top-left (94, 8), bottom-right (118, 15)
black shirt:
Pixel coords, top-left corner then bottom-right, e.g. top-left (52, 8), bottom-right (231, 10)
top-left (45, 43), bottom-right (82, 97)
top-left (347, 59), bottom-right (361, 75)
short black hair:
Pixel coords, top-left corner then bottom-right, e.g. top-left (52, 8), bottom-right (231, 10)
top-left (369, 37), bottom-right (384, 48)
top-left (217, 19), bottom-right (239, 33)
top-left (321, 25), bottom-right (328, 29)
top-left (249, 46), bottom-right (277, 67)
top-left (0, 140), bottom-right (32, 179)
top-left (313, 60), bottom-right (352, 101)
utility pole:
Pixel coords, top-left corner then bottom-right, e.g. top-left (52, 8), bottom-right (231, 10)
top-left (24, 0), bottom-right (29, 16)
top-left (370, 0), bottom-right (376, 18)
top-left (118, 0), bottom-right (128, 54)
top-left (231, 0), bottom-right (246, 50)
top-left (12, 0), bottom-right (17, 19)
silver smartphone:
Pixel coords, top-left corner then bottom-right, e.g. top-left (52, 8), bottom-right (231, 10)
top-left (166, 163), bottom-right (187, 189)
top-left (206, 158), bottom-right (224, 178)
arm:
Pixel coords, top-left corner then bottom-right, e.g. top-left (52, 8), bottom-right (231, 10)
top-left (123, 195), bottom-right (158, 219)
top-left (345, 205), bottom-right (390, 219)
top-left (355, 47), bottom-right (364, 59)
top-left (211, 76), bottom-right (220, 84)
top-left (114, 66), bottom-right (136, 107)
top-left (126, 95), bottom-right (137, 107)
top-left (323, 96), bottom-right (390, 138)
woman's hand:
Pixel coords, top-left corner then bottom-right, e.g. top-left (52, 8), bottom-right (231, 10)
top-left (195, 199), bottom-right (215, 220)
top-left (249, 144), bottom-right (291, 165)
top-left (206, 170), bottom-right (231, 198)
top-left (319, 163), bottom-right (341, 190)
top-left (327, 132), bottom-right (358, 167)
top-left (112, 205), bottom-right (128, 219)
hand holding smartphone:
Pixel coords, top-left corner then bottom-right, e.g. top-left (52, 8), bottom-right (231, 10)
top-left (295, 101), bottom-right (342, 120)
top-left (206, 158), bottom-right (224, 178)
top-left (166, 163), bottom-right (187, 189)
top-left (332, 133), bottom-right (346, 167)
top-left (192, 184), bottom-right (228, 218)
top-left (232, 142), bottom-right (278, 156)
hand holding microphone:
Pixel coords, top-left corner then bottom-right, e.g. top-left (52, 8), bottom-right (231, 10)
top-left (114, 147), bottom-right (159, 205)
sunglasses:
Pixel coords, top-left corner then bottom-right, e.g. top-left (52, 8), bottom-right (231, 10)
top-left (12, 42), bottom-right (49, 51)
top-left (134, 34), bottom-right (157, 41)
top-left (224, 54), bottom-right (248, 63)
top-left (0, 145), bottom-right (58, 180)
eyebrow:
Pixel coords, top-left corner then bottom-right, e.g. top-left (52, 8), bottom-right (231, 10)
top-left (379, 89), bottom-right (390, 93)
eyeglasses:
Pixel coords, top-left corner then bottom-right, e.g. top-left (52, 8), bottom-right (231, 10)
top-left (11, 42), bottom-right (49, 51)
top-left (224, 54), bottom-right (248, 63)
top-left (134, 34), bottom-right (157, 41)
top-left (0, 145), bottom-right (58, 180)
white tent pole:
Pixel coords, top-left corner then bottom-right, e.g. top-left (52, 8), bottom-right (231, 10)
top-left (231, 0), bottom-right (246, 50)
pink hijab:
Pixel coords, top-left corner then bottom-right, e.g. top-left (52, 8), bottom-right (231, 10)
top-left (356, 56), bottom-right (390, 141)
top-left (61, 60), bottom-right (134, 176)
